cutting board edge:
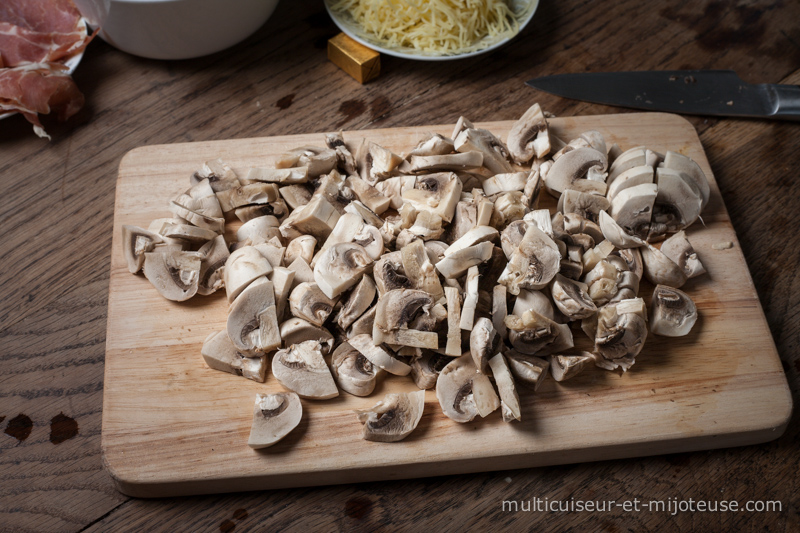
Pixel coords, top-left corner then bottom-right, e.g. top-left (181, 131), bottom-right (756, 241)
top-left (102, 418), bottom-right (790, 499)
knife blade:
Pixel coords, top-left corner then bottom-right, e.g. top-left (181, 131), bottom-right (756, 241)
top-left (525, 70), bottom-right (800, 120)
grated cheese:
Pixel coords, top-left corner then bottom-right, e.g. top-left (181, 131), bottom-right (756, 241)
top-left (329, 0), bottom-right (529, 55)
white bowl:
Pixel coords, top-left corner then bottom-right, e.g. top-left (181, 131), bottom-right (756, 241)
top-left (73, 0), bottom-right (280, 60)
top-left (325, 0), bottom-right (539, 61)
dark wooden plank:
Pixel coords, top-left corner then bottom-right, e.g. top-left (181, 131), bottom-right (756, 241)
top-left (1, 0), bottom-right (798, 530)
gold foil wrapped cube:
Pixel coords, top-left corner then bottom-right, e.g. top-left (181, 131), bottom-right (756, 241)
top-left (328, 33), bottom-right (380, 84)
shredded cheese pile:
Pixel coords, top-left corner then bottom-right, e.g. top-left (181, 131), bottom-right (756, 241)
top-left (329, 0), bottom-right (527, 55)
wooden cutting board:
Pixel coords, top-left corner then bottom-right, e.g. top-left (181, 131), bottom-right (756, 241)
top-left (103, 113), bottom-right (791, 498)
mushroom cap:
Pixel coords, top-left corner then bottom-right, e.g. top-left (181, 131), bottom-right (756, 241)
top-left (373, 251), bottom-right (412, 296)
top-left (662, 151), bottom-right (710, 209)
top-left (609, 183), bottom-right (657, 240)
top-left (349, 334), bottom-right (411, 376)
top-left (356, 389), bottom-right (425, 442)
top-left (201, 330), bottom-right (267, 382)
top-left (247, 392), bottom-right (303, 449)
top-left (606, 165), bottom-right (654, 202)
top-left (598, 210), bottom-right (645, 249)
top-left (227, 276), bottom-right (277, 355)
top-left (197, 235), bottom-right (229, 296)
top-left (410, 351), bottom-right (452, 390)
top-left (650, 167), bottom-right (703, 237)
top-left (331, 342), bottom-right (381, 396)
top-left (505, 310), bottom-right (561, 355)
top-left (122, 225), bottom-right (163, 274)
top-left (224, 246), bottom-right (273, 303)
top-left (454, 128), bottom-right (513, 175)
top-left (650, 285), bottom-right (698, 337)
top-left (285, 235), bottom-right (317, 265)
top-left (336, 275), bottom-right (377, 330)
top-left (436, 353), bottom-right (499, 423)
top-left (271, 340), bottom-right (339, 399)
top-left (659, 230), bottom-right (706, 279)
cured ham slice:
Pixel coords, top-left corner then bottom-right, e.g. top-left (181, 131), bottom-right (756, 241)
top-left (0, 0), bottom-right (92, 138)
top-left (0, 63), bottom-right (84, 139)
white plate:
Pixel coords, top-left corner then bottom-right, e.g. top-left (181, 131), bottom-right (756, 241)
top-left (324, 0), bottom-right (539, 61)
top-left (0, 19), bottom-right (87, 120)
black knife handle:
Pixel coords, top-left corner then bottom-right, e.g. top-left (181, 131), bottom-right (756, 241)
top-left (770, 84), bottom-right (800, 120)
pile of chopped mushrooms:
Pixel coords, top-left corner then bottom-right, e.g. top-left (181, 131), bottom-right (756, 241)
top-left (122, 103), bottom-right (708, 447)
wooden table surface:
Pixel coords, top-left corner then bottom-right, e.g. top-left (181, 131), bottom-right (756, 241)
top-left (1, 0), bottom-right (798, 531)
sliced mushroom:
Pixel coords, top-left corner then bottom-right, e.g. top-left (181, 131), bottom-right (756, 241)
top-left (410, 351), bottom-right (452, 389)
top-left (609, 182), bottom-right (657, 239)
top-left (481, 172), bottom-right (529, 195)
top-left (659, 230), bottom-right (706, 279)
top-left (444, 286), bottom-right (463, 356)
top-left (512, 289), bottom-right (554, 320)
top-left (246, 166), bottom-right (309, 184)
top-left (279, 317), bottom-right (335, 354)
top-left (400, 238), bottom-right (444, 300)
top-left (558, 189), bottom-right (610, 224)
top-left (551, 274), bottom-right (597, 319)
top-left (356, 389), bottom-right (425, 442)
top-left (662, 151), bottom-right (710, 209)
top-left (279, 194), bottom-right (341, 242)
top-left (649, 167), bottom-right (703, 237)
top-left (406, 152), bottom-right (483, 173)
top-left (454, 127), bottom-right (513, 175)
top-left (640, 244), bottom-right (688, 288)
top-left (348, 305), bottom-right (377, 338)
top-left (331, 342), bottom-right (381, 396)
top-left (459, 265), bottom-right (480, 330)
top-left (598, 210), bottom-right (645, 249)
top-left (325, 131), bottom-right (357, 175)
top-left (544, 147), bottom-right (608, 197)
top-left (606, 147), bottom-right (647, 186)
top-left (445, 226), bottom-right (499, 257)
top-left (498, 224), bottom-right (561, 295)
top-left (401, 172), bottom-right (462, 224)
top-left (505, 351), bottom-right (549, 390)
top-left (227, 277), bottom-right (280, 354)
top-left (143, 250), bottom-right (201, 301)
top-left (289, 282), bottom-right (338, 327)
top-left (224, 246), bottom-right (273, 303)
top-left (408, 132), bottom-right (455, 157)
top-left (159, 222), bottom-right (218, 243)
top-left (470, 318), bottom-right (496, 373)
top-left (279, 184), bottom-right (313, 210)
top-left (492, 284), bottom-right (508, 340)
top-left (488, 353), bottom-right (521, 422)
top-left (375, 289), bottom-right (434, 332)
top-left (505, 309), bottom-right (573, 356)
top-left (336, 275), bottom-right (377, 330)
top-left (606, 165), bottom-right (654, 201)
top-left (436, 353), bottom-right (500, 423)
top-left (549, 352), bottom-right (594, 381)
top-left (247, 392), bottom-right (303, 449)
top-left (373, 251), bottom-right (412, 295)
top-left (500, 220), bottom-right (529, 260)
top-left (435, 241), bottom-right (494, 279)
top-left (491, 191), bottom-right (527, 227)
top-left (122, 225), bottom-right (163, 274)
top-left (285, 235), bottom-right (317, 265)
top-left (196, 235), bottom-right (230, 296)
top-left (236, 215), bottom-right (280, 245)
top-left (349, 334), bottom-right (411, 376)
top-left (507, 102), bottom-right (550, 163)
top-left (272, 340), bottom-right (338, 399)
top-left (201, 330), bottom-right (267, 382)
top-left (345, 175), bottom-right (391, 215)
top-left (275, 146), bottom-right (337, 177)
top-left (313, 242), bottom-right (373, 299)
top-left (215, 182), bottom-right (280, 213)
top-left (345, 200), bottom-right (385, 228)
top-left (356, 140), bottom-right (404, 184)
top-left (594, 298), bottom-right (648, 371)
top-left (650, 285), bottom-right (698, 337)
top-left (286, 256), bottom-right (315, 287)
top-left (617, 247), bottom-right (644, 281)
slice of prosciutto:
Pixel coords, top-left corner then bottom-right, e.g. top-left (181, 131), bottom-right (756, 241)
top-left (0, 63), bottom-right (84, 139)
top-left (0, 0), bottom-right (92, 138)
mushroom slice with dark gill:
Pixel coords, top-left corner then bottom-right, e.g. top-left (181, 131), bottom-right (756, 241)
top-left (313, 242), bottom-right (373, 299)
top-left (498, 224), bottom-right (561, 295)
top-left (507, 102), bottom-right (550, 164)
top-left (550, 274), bottom-right (597, 320)
top-left (143, 250), bottom-right (201, 302)
top-left (271, 340), bottom-right (339, 399)
top-left (594, 298), bottom-right (648, 371)
top-left (659, 230), bottom-right (706, 279)
top-left (410, 351), bottom-right (452, 390)
top-left (201, 330), bottom-right (266, 382)
top-left (197, 235), bottom-right (229, 296)
top-left (544, 147), bottom-right (607, 197)
top-left (356, 389), bottom-right (425, 442)
top-left (349, 334), bottom-right (411, 376)
top-left (227, 276), bottom-right (281, 355)
top-left (122, 225), bottom-right (163, 274)
top-left (331, 342), bottom-right (382, 396)
top-left (375, 289), bottom-right (434, 332)
top-left (454, 127), bottom-right (513, 175)
top-left (289, 282), bottom-right (338, 327)
top-left (248, 392), bottom-right (303, 449)
top-left (436, 353), bottom-right (499, 423)
top-left (650, 285), bottom-right (698, 337)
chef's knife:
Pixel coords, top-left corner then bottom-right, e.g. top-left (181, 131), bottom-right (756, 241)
top-left (525, 70), bottom-right (800, 120)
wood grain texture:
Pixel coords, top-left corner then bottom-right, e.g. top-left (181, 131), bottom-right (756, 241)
top-left (102, 114), bottom-right (790, 498)
top-left (1, 0), bottom-right (798, 530)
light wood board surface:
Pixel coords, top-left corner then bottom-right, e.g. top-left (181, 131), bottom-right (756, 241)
top-left (102, 113), bottom-right (791, 498)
